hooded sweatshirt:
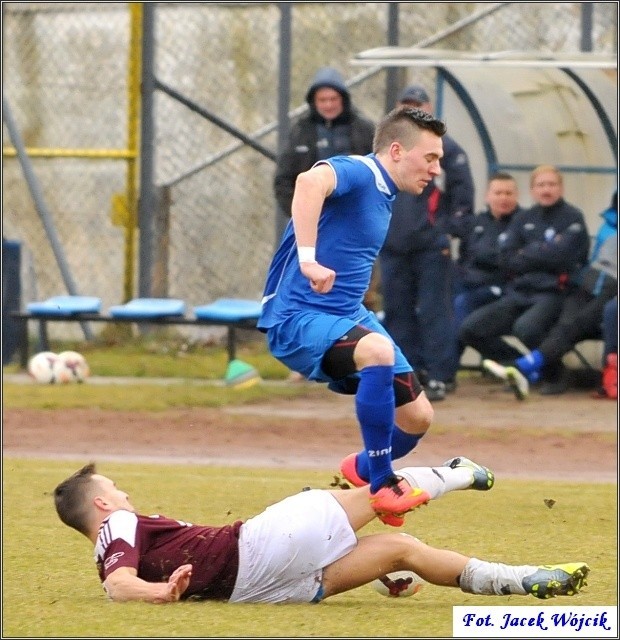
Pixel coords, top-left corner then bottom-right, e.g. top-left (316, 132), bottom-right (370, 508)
top-left (274, 67), bottom-right (375, 216)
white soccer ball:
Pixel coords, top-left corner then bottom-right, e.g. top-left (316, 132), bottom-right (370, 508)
top-left (51, 356), bottom-right (73, 384)
top-left (27, 351), bottom-right (59, 384)
top-left (55, 351), bottom-right (90, 383)
top-left (371, 570), bottom-right (425, 598)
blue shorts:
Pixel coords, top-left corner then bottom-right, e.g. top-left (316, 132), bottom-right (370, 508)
top-left (265, 309), bottom-right (412, 382)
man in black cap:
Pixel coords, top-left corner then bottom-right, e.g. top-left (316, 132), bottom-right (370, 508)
top-left (379, 84), bottom-right (475, 401)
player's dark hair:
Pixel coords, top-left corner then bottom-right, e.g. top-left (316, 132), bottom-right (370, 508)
top-left (54, 463), bottom-right (97, 536)
top-left (489, 171), bottom-right (515, 183)
top-left (373, 106), bottom-right (446, 153)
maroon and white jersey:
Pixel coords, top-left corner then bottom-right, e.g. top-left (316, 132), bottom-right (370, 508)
top-left (95, 510), bottom-right (243, 600)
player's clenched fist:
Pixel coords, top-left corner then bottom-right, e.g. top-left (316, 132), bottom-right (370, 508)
top-left (300, 261), bottom-right (336, 293)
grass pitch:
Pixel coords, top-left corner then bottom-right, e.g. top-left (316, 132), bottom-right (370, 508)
top-left (2, 459), bottom-right (616, 638)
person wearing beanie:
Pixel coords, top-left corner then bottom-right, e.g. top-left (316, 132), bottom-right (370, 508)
top-left (379, 84), bottom-right (475, 401)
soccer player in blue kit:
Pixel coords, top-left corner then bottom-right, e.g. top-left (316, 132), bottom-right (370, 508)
top-left (258, 107), bottom-right (451, 526)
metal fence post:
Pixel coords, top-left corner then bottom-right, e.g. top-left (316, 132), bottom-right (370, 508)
top-left (581, 2), bottom-right (593, 52)
top-left (138, 2), bottom-right (156, 298)
top-left (385, 3), bottom-right (401, 113)
top-left (2, 96), bottom-right (93, 341)
top-left (275, 3), bottom-right (292, 245)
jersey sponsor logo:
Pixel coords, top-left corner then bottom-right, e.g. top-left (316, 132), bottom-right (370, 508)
top-left (104, 551), bottom-right (125, 570)
top-left (368, 446), bottom-right (392, 457)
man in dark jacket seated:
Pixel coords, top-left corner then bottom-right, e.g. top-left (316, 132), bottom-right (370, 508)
top-left (452, 172), bottom-right (523, 366)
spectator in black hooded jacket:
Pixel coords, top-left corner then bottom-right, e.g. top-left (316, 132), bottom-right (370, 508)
top-left (274, 67), bottom-right (375, 218)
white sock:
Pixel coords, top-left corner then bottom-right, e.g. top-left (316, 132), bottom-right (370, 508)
top-left (397, 466), bottom-right (471, 499)
top-left (459, 557), bottom-right (536, 596)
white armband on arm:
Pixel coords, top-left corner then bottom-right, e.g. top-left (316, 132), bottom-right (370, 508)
top-left (297, 246), bottom-right (317, 264)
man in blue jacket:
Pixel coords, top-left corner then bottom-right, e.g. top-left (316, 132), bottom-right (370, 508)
top-left (379, 85), bottom-right (475, 400)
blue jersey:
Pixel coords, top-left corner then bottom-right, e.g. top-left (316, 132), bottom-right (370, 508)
top-left (258, 154), bottom-right (397, 330)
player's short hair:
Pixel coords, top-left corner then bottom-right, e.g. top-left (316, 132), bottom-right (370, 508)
top-left (488, 171), bottom-right (516, 183)
top-left (54, 462), bottom-right (98, 536)
top-left (373, 106), bottom-right (446, 153)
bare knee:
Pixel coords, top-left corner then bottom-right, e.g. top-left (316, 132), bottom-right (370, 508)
top-left (390, 532), bottom-right (427, 564)
top-left (396, 395), bottom-right (434, 434)
top-left (354, 333), bottom-right (395, 369)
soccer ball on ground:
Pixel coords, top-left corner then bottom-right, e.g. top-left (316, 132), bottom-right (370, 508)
top-left (371, 570), bottom-right (425, 597)
top-left (27, 351), bottom-right (60, 384)
top-left (55, 351), bottom-right (90, 383)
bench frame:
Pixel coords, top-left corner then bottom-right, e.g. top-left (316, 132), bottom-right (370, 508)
top-left (11, 311), bottom-right (260, 369)
top-left (11, 312), bottom-right (601, 378)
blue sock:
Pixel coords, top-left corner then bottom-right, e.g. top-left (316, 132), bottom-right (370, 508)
top-left (391, 427), bottom-right (424, 459)
top-left (355, 365), bottom-right (395, 492)
top-left (356, 427), bottom-right (424, 483)
top-left (516, 350), bottom-right (544, 383)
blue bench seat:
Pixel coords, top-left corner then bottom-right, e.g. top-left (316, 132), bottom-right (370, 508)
top-left (193, 298), bottom-right (262, 322)
top-left (108, 298), bottom-right (186, 319)
top-left (26, 295), bottom-right (102, 316)
top-left (12, 297), bottom-right (262, 379)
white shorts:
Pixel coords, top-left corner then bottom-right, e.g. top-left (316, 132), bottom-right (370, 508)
top-left (228, 490), bottom-right (357, 603)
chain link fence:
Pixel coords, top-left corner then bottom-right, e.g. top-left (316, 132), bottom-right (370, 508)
top-left (2, 2), bottom-right (617, 345)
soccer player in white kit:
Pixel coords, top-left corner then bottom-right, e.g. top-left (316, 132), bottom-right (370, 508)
top-left (53, 460), bottom-right (589, 604)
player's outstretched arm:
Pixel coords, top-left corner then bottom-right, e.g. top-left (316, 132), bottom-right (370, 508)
top-left (103, 564), bottom-right (192, 604)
